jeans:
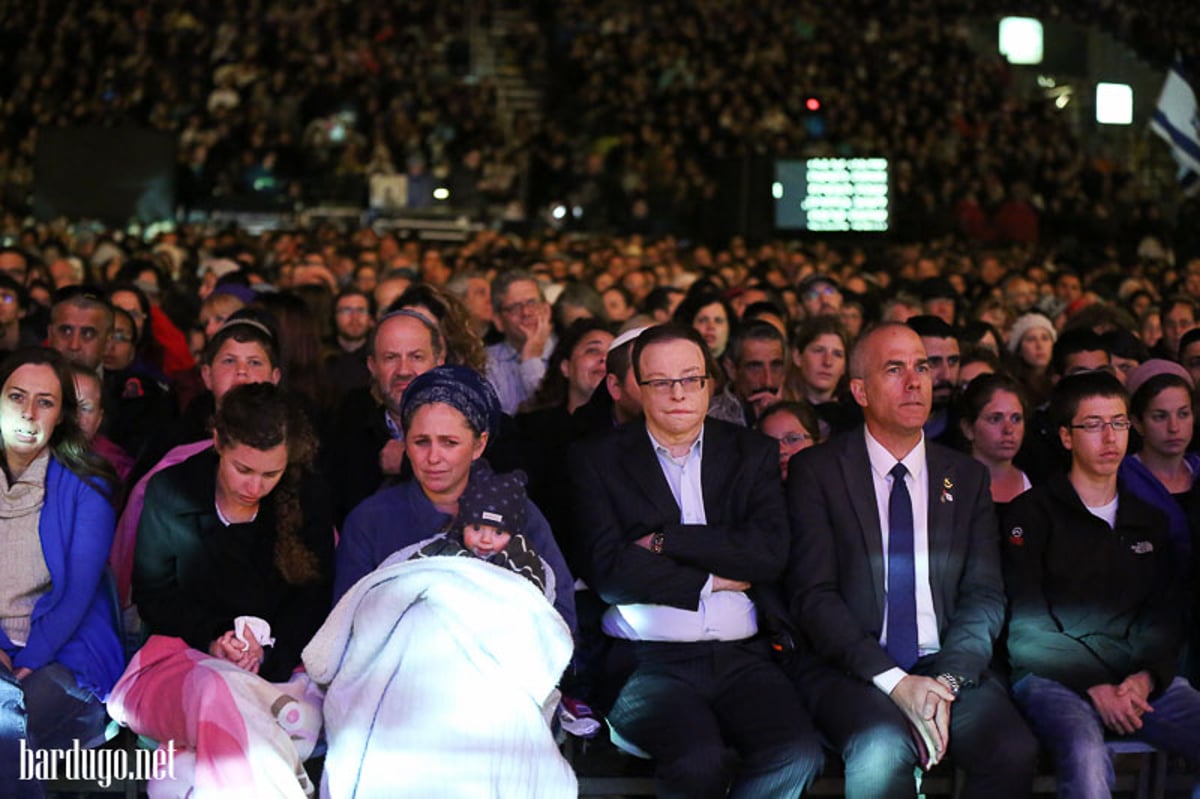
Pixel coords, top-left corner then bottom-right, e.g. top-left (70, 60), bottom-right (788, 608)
top-left (1013, 673), bottom-right (1200, 799)
top-left (0, 662), bottom-right (109, 799)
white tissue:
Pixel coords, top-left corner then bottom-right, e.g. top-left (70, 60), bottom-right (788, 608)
top-left (234, 615), bottom-right (276, 650)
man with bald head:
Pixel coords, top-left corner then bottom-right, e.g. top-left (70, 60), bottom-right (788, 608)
top-left (784, 322), bottom-right (1036, 798)
top-left (323, 309), bottom-right (445, 524)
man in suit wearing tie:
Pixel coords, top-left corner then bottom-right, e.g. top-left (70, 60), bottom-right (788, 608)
top-left (570, 324), bottom-right (823, 799)
top-left (785, 322), bottom-right (1037, 798)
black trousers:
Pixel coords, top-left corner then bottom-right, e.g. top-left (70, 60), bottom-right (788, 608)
top-left (791, 660), bottom-right (1038, 799)
top-left (609, 638), bottom-right (824, 799)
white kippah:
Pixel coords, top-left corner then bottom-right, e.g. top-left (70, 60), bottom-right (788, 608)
top-left (608, 325), bottom-right (649, 352)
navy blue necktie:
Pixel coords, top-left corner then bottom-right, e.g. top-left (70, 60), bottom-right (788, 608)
top-left (886, 462), bottom-right (919, 670)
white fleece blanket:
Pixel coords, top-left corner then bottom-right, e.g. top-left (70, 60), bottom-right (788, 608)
top-left (303, 556), bottom-right (576, 799)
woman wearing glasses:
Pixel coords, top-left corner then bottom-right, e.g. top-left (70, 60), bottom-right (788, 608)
top-left (755, 401), bottom-right (819, 481)
top-left (100, 305), bottom-right (178, 470)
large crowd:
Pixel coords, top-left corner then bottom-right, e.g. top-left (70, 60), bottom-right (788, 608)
top-left (3, 0), bottom-right (1200, 796)
top-left (2, 0), bottom-right (1199, 247)
top-left (0, 215), bottom-right (1195, 794)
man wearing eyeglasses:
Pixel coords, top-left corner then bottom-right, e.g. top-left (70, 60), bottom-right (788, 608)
top-left (569, 324), bottom-right (823, 798)
top-left (485, 270), bottom-right (555, 415)
top-left (324, 288), bottom-right (375, 401)
top-left (1002, 371), bottom-right (1200, 796)
top-left (1016, 328), bottom-right (1116, 486)
top-left (798, 274), bottom-right (842, 319)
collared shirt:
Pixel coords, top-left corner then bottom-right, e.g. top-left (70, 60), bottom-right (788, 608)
top-left (384, 410), bottom-right (404, 442)
top-left (485, 337), bottom-right (556, 415)
top-left (649, 428), bottom-right (707, 525)
top-left (864, 428), bottom-right (941, 694)
top-left (602, 425), bottom-right (759, 642)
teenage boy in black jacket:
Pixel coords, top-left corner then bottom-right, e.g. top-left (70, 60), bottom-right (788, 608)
top-left (1003, 372), bottom-right (1200, 798)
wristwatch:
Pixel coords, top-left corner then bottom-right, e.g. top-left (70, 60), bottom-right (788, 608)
top-left (650, 531), bottom-right (665, 554)
top-left (937, 673), bottom-right (964, 696)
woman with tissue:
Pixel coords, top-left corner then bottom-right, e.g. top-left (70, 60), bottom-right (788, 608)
top-left (109, 382), bottom-right (334, 798)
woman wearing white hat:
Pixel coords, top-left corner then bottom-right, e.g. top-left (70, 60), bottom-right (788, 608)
top-left (1007, 312), bottom-right (1057, 407)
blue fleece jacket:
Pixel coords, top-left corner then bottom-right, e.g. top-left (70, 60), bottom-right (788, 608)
top-left (0, 458), bottom-right (124, 698)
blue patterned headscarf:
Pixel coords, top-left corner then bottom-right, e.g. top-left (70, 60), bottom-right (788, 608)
top-left (399, 364), bottom-right (501, 439)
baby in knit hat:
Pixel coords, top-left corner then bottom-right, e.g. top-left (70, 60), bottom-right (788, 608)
top-left (403, 468), bottom-right (553, 601)
top-left (456, 469), bottom-right (530, 559)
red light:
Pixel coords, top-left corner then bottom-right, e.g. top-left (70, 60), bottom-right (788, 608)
top-left (806, 98), bottom-right (821, 112)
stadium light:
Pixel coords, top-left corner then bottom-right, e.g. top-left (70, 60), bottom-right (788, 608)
top-left (1095, 83), bottom-right (1133, 125)
top-left (999, 18), bottom-right (1043, 65)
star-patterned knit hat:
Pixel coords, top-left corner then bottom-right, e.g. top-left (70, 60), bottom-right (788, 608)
top-left (456, 469), bottom-right (529, 537)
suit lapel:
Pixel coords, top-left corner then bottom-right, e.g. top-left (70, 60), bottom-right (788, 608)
top-left (925, 445), bottom-right (955, 622)
top-left (700, 422), bottom-right (733, 524)
top-left (620, 424), bottom-right (683, 526)
top-left (842, 433), bottom-right (885, 616)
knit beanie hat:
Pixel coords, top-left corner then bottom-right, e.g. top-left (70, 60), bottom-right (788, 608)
top-left (1125, 358), bottom-right (1193, 400)
top-left (1007, 313), bottom-right (1056, 354)
top-left (456, 469), bottom-right (528, 537)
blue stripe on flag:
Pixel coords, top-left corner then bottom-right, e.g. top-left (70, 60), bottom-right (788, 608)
top-left (1151, 110), bottom-right (1200, 167)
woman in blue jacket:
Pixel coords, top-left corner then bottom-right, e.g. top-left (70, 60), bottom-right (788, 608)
top-left (0, 347), bottom-right (123, 798)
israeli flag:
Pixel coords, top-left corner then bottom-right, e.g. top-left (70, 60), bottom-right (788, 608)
top-left (1150, 58), bottom-right (1200, 195)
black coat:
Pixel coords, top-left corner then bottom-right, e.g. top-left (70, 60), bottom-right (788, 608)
top-left (1001, 474), bottom-right (1179, 697)
top-left (569, 418), bottom-right (789, 609)
top-left (134, 449), bottom-right (335, 682)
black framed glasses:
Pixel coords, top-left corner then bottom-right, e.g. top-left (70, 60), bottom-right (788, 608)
top-left (500, 298), bottom-right (542, 316)
top-left (638, 375), bottom-right (709, 395)
top-left (1068, 418), bottom-right (1131, 434)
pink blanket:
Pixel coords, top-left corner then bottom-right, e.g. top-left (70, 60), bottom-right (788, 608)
top-left (108, 635), bottom-right (319, 799)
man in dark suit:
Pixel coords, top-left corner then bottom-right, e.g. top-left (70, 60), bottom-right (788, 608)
top-left (785, 322), bottom-right (1037, 798)
top-left (321, 309), bottom-right (445, 525)
top-left (570, 324), bottom-right (823, 799)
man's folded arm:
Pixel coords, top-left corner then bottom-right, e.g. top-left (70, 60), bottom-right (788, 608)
top-left (569, 442), bottom-right (709, 608)
top-left (661, 441), bottom-right (790, 583)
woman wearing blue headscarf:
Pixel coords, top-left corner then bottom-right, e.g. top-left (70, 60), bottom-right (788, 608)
top-left (332, 364), bottom-right (575, 630)
top-left (312, 365), bottom-right (578, 798)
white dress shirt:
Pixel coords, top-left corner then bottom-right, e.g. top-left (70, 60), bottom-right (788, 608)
top-left (601, 426), bottom-right (758, 642)
top-left (864, 428), bottom-right (941, 694)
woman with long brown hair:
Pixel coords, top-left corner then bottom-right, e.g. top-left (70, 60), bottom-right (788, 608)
top-left (108, 382), bottom-right (333, 797)
top-left (0, 347), bottom-right (121, 799)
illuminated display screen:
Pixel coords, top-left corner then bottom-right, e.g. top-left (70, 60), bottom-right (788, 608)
top-left (773, 158), bottom-right (890, 232)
